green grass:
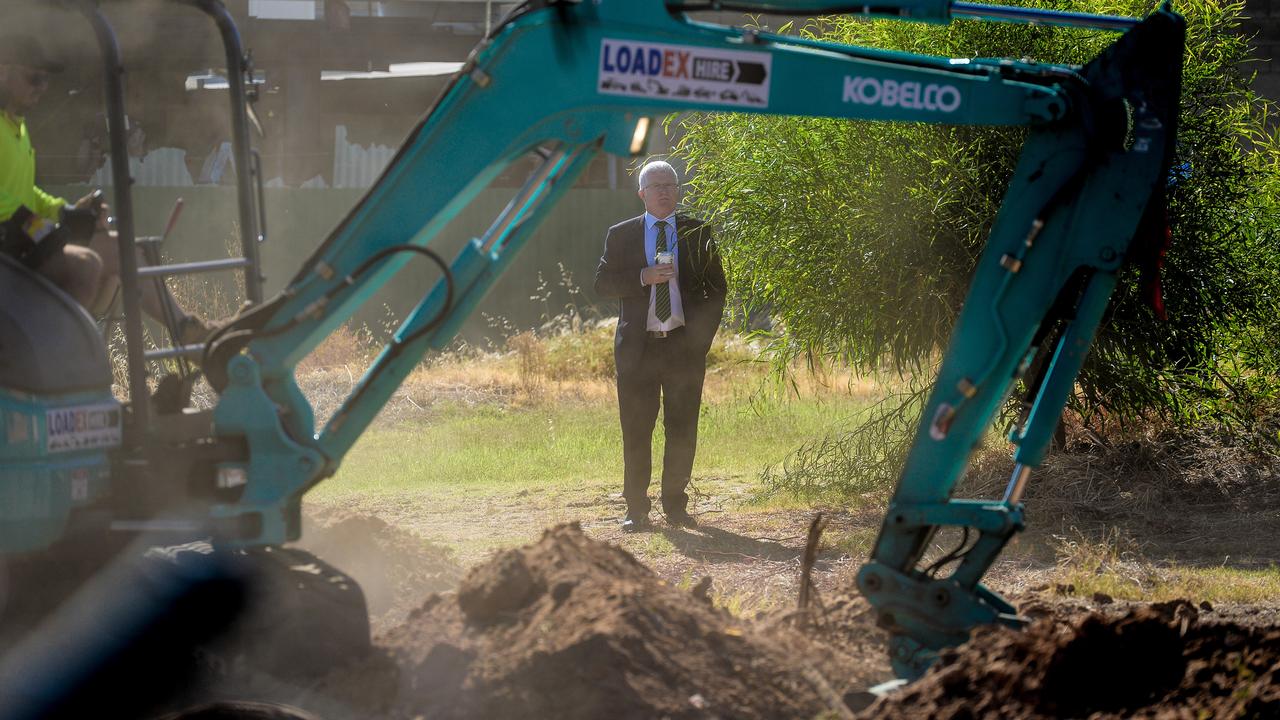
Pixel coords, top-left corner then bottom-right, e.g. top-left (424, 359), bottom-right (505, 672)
top-left (636, 533), bottom-right (677, 557)
top-left (311, 392), bottom-right (872, 499)
top-left (1056, 563), bottom-right (1280, 604)
top-left (1052, 533), bottom-right (1280, 604)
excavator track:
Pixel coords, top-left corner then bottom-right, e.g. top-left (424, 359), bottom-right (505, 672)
top-left (0, 539), bottom-right (370, 718)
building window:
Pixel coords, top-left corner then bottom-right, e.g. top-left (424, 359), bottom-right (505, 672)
top-left (249, 0), bottom-right (321, 21)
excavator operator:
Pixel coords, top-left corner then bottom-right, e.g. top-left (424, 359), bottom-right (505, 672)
top-left (0, 35), bottom-right (214, 345)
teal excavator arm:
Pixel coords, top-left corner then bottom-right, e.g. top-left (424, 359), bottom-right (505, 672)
top-left (202, 0), bottom-right (1184, 677)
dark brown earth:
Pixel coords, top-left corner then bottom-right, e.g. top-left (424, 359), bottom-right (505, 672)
top-left (864, 599), bottom-right (1280, 719)
top-left (306, 523), bottom-right (1280, 720)
top-left (327, 522), bottom-right (876, 719)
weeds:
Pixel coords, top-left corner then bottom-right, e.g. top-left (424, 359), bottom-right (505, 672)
top-left (1051, 528), bottom-right (1280, 603)
top-left (1052, 528), bottom-right (1154, 596)
top-left (674, 571), bottom-right (786, 619)
top-left (508, 331), bottom-right (547, 398)
top-left (103, 231), bottom-right (248, 399)
top-left (635, 533), bottom-right (677, 557)
top-left (297, 323), bottom-right (379, 373)
top-left (757, 381), bottom-right (927, 503)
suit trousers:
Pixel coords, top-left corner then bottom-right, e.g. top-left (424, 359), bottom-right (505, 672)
top-left (617, 328), bottom-right (708, 517)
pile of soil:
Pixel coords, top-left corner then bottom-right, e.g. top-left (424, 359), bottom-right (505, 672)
top-left (345, 523), bottom-right (865, 719)
top-left (865, 599), bottom-right (1280, 719)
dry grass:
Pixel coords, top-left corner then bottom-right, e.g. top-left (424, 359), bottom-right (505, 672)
top-left (297, 324), bottom-right (378, 374)
top-left (1049, 528), bottom-right (1280, 603)
top-left (285, 314), bottom-right (886, 427)
top-left (140, 265), bottom-right (884, 427)
top-left (952, 414), bottom-right (1280, 575)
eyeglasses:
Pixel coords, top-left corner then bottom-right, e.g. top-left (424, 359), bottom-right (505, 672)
top-left (644, 182), bottom-right (679, 193)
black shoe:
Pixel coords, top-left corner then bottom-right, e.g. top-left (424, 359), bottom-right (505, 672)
top-left (621, 515), bottom-right (651, 533)
top-left (666, 510), bottom-right (697, 529)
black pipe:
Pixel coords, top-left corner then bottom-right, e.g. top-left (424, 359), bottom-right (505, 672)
top-left (252, 148), bottom-right (268, 250)
top-left (951, 1), bottom-right (1140, 30)
top-left (175, 0), bottom-right (264, 304)
top-left (66, 0), bottom-right (151, 441)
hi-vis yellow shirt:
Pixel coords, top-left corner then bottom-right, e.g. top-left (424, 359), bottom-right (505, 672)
top-left (1, 110), bottom-right (67, 223)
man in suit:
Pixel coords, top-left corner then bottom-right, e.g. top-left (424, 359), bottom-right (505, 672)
top-left (594, 160), bottom-right (726, 532)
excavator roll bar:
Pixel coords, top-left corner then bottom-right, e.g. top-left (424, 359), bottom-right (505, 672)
top-left (57, 1), bottom-right (150, 439)
top-left (45, 0), bottom-right (267, 441)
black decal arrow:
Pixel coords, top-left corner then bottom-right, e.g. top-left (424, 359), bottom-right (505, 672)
top-left (734, 61), bottom-right (767, 85)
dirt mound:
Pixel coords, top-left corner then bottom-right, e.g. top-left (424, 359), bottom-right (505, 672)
top-left (865, 599), bottom-right (1280, 719)
top-left (361, 523), bottom-right (860, 719)
top-left (299, 507), bottom-right (462, 633)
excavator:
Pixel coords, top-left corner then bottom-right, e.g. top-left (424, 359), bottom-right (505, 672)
top-left (0, 0), bottom-right (1184, 710)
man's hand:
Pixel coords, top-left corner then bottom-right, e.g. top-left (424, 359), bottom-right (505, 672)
top-left (74, 190), bottom-right (110, 231)
top-left (59, 205), bottom-right (99, 245)
top-left (641, 262), bottom-right (675, 286)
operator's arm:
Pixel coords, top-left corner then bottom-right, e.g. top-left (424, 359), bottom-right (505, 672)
top-left (0, 120), bottom-right (68, 223)
top-left (1, 187), bottom-right (93, 235)
top-left (594, 221), bottom-right (647, 299)
top-left (0, 188), bottom-right (69, 228)
top-left (27, 185), bottom-right (68, 222)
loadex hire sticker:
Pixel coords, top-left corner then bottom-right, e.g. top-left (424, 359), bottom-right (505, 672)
top-left (598, 38), bottom-right (770, 108)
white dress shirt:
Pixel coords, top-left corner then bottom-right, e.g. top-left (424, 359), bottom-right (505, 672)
top-left (642, 211), bottom-right (685, 332)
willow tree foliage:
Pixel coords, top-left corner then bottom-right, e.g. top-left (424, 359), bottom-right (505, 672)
top-left (674, 0), bottom-right (1280, 441)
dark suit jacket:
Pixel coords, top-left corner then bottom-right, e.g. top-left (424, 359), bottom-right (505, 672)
top-left (594, 213), bottom-right (727, 376)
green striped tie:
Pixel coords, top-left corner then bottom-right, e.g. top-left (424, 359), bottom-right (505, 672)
top-left (655, 220), bottom-right (671, 321)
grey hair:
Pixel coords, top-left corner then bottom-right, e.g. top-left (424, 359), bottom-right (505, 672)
top-left (637, 160), bottom-right (679, 190)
